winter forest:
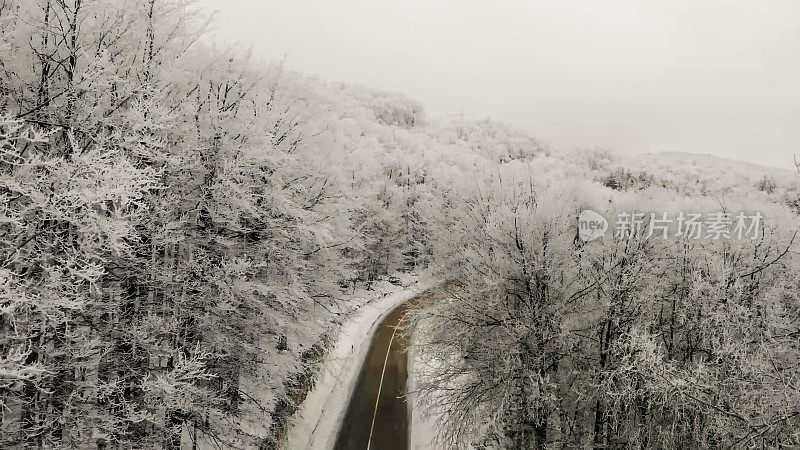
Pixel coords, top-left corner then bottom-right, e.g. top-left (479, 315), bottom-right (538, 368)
top-left (2, 0), bottom-right (800, 449)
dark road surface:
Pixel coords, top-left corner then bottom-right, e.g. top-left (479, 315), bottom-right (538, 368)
top-left (334, 301), bottom-right (412, 450)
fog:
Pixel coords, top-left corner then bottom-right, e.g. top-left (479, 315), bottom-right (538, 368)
top-left (197, 0), bottom-right (800, 169)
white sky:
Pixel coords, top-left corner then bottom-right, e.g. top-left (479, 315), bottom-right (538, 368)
top-left (196, 0), bottom-right (800, 169)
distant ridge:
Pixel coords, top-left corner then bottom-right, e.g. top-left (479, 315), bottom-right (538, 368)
top-left (644, 151), bottom-right (795, 174)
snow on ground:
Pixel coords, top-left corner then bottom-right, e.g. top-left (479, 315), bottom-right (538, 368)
top-left (408, 328), bottom-right (445, 450)
top-left (285, 273), bottom-right (435, 449)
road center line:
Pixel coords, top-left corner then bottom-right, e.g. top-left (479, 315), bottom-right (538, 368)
top-left (366, 319), bottom-right (400, 450)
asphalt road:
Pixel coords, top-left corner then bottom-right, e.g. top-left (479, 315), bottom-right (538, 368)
top-left (334, 301), bottom-right (412, 450)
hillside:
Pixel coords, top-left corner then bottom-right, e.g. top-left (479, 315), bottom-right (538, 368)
top-left (2, 1), bottom-right (799, 448)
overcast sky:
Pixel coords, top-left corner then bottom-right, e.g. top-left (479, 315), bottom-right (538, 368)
top-left (196, 0), bottom-right (800, 169)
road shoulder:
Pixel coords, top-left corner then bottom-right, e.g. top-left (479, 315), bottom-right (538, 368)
top-left (285, 275), bottom-right (434, 449)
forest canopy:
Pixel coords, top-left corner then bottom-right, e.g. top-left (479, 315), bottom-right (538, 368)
top-left (1, 0), bottom-right (799, 448)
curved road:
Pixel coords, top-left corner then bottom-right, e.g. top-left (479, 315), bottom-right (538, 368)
top-left (334, 301), bottom-right (413, 449)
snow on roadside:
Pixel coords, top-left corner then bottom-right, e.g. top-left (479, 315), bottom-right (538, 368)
top-left (285, 274), bottom-right (435, 449)
top-left (406, 308), bottom-right (445, 450)
top-left (408, 325), bottom-right (445, 449)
